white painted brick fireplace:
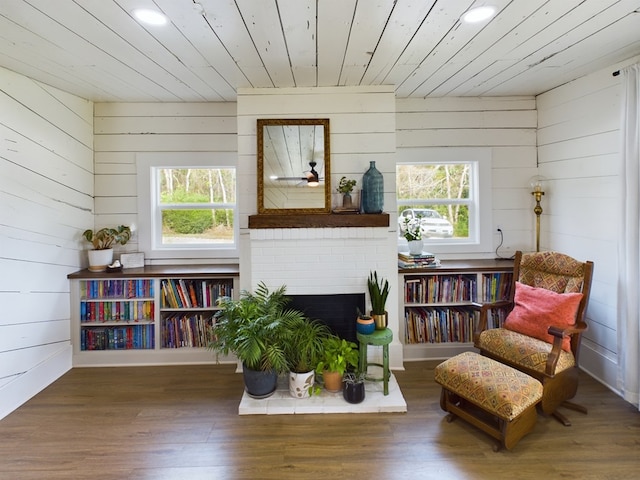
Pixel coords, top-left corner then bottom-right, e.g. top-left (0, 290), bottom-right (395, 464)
top-left (248, 226), bottom-right (402, 369)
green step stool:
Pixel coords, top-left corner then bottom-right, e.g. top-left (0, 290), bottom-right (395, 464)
top-left (357, 327), bottom-right (393, 395)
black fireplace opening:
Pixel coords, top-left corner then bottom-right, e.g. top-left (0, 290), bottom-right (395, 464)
top-left (287, 293), bottom-right (365, 344)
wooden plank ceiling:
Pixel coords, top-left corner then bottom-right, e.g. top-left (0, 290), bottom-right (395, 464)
top-left (0, 0), bottom-right (639, 102)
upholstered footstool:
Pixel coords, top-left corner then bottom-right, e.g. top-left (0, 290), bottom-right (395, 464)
top-left (434, 351), bottom-right (543, 451)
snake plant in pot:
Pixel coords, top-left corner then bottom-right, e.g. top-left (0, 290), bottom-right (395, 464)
top-left (367, 270), bottom-right (390, 330)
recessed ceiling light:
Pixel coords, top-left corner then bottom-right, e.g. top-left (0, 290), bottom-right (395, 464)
top-left (132, 8), bottom-right (168, 26)
top-left (462, 6), bottom-right (496, 24)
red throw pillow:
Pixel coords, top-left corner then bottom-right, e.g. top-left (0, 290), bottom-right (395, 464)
top-left (504, 282), bottom-right (583, 352)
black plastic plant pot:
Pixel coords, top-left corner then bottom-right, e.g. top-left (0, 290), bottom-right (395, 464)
top-left (343, 381), bottom-right (365, 404)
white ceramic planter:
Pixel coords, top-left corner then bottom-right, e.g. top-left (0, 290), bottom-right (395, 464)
top-left (87, 248), bottom-right (114, 272)
top-left (408, 240), bottom-right (424, 255)
top-left (289, 370), bottom-right (315, 398)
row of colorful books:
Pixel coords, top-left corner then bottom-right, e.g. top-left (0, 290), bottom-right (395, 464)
top-left (162, 313), bottom-right (216, 348)
top-left (81, 279), bottom-right (153, 299)
top-left (161, 279), bottom-right (233, 309)
top-left (80, 300), bottom-right (154, 322)
top-left (80, 324), bottom-right (155, 350)
top-left (404, 306), bottom-right (476, 344)
top-left (480, 272), bottom-right (513, 302)
top-left (404, 274), bottom-right (477, 303)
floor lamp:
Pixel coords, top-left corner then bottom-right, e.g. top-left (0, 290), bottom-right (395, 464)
top-left (530, 176), bottom-right (546, 252)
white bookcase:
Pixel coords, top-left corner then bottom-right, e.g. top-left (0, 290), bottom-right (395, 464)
top-left (68, 265), bottom-right (239, 367)
top-left (399, 259), bottom-right (514, 361)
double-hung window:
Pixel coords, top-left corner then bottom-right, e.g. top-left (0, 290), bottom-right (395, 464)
top-left (396, 147), bottom-right (492, 254)
top-left (137, 153), bottom-right (238, 260)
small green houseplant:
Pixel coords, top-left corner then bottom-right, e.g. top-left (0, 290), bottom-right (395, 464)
top-left (82, 225), bottom-right (132, 250)
top-left (82, 225), bottom-right (132, 272)
top-left (367, 271), bottom-right (390, 329)
top-left (316, 336), bottom-right (359, 392)
top-left (208, 282), bottom-right (301, 398)
top-left (336, 176), bottom-right (357, 208)
top-left (402, 217), bottom-right (422, 242)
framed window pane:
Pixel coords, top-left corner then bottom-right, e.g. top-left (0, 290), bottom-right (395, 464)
top-left (159, 168), bottom-right (236, 204)
top-left (161, 208), bottom-right (234, 245)
top-left (397, 163), bottom-right (472, 240)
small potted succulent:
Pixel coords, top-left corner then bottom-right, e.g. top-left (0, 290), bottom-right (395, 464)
top-left (343, 371), bottom-right (366, 404)
top-left (336, 176), bottom-right (357, 208)
top-left (82, 225), bottom-right (132, 272)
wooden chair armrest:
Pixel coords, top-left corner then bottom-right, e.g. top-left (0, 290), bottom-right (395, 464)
top-left (545, 323), bottom-right (588, 376)
top-left (470, 300), bottom-right (511, 345)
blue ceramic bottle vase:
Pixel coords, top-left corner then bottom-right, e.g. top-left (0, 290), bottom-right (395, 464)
top-left (361, 161), bottom-right (384, 213)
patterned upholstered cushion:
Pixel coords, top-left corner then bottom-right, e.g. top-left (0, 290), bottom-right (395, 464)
top-left (478, 328), bottom-right (575, 374)
top-left (519, 251), bottom-right (586, 294)
top-left (435, 352), bottom-right (542, 421)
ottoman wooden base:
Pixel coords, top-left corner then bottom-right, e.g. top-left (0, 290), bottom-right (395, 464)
top-left (435, 352), bottom-right (543, 451)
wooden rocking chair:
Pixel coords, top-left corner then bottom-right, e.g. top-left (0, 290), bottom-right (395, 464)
top-left (473, 250), bottom-right (594, 426)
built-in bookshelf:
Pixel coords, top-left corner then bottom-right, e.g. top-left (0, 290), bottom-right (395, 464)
top-left (68, 265), bottom-right (239, 366)
top-left (159, 278), bottom-right (234, 349)
top-left (399, 259), bottom-right (514, 360)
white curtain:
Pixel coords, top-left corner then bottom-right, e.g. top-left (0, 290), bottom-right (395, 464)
top-left (618, 64), bottom-right (640, 409)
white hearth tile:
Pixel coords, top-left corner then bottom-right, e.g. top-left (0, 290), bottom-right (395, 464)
top-left (238, 373), bottom-right (407, 415)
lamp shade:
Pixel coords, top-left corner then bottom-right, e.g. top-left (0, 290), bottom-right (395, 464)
top-left (529, 175), bottom-right (547, 193)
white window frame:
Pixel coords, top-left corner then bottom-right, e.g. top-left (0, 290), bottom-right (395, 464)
top-left (396, 147), bottom-right (493, 256)
top-left (136, 152), bottom-right (239, 260)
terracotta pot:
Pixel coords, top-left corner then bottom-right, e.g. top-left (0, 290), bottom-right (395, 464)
top-left (322, 370), bottom-right (343, 393)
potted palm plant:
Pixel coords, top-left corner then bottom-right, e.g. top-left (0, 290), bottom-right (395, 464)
top-left (82, 225), bottom-right (132, 272)
top-left (208, 282), bottom-right (299, 399)
top-left (284, 316), bottom-right (332, 398)
top-left (367, 270), bottom-right (390, 330)
top-left (316, 336), bottom-right (359, 393)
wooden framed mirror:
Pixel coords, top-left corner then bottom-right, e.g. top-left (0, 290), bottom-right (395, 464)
top-left (257, 118), bottom-right (331, 214)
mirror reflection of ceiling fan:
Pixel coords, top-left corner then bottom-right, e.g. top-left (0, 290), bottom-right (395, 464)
top-left (272, 161), bottom-right (323, 187)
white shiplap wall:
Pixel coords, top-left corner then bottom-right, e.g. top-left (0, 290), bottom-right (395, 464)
top-left (536, 57), bottom-right (640, 393)
top-left (93, 102), bottom-right (238, 261)
top-left (0, 66), bottom-right (92, 419)
top-left (396, 96), bottom-right (539, 259)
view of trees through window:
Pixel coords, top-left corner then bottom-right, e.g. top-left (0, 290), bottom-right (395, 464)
top-left (397, 164), bottom-right (471, 239)
top-left (158, 168), bottom-right (236, 245)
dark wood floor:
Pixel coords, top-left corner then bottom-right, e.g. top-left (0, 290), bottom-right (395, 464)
top-left (0, 361), bottom-right (638, 480)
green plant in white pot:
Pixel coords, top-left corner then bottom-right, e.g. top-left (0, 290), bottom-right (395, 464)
top-left (82, 225), bottom-right (132, 272)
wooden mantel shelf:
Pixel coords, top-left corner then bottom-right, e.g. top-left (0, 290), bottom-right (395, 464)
top-left (248, 213), bottom-right (390, 229)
